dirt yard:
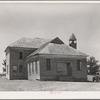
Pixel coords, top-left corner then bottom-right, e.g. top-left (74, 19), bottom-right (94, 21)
top-left (0, 75), bottom-right (100, 91)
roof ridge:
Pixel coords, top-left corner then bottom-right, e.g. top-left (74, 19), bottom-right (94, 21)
top-left (9, 37), bottom-right (25, 46)
top-left (26, 37), bottom-right (51, 40)
top-left (9, 37), bottom-right (51, 47)
top-left (30, 37), bottom-right (64, 56)
top-left (26, 41), bottom-right (51, 58)
top-left (26, 42), bottom-right (88, 58)
top-left (50, 37), bottom-right (64, 44)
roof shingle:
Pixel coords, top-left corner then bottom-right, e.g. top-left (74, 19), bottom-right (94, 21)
top-left (6, 37), bottom-right (88, 58)
top-left (9, 37), bottom-right (51, 48)
top-left (27, 42), bottom-right (88, 58)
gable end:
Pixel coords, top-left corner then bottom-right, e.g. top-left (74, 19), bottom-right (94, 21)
top-left (51, 37), bottom-right (64, 44)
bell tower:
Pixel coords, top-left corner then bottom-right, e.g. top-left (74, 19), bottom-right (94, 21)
top-left (69, 33), bottom-right (77, 49)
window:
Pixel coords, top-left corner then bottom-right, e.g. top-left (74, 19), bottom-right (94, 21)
top-left (46, 58), bottom-right (51, 71)
top-left (77, 60), bottom-right (82, 71)
top-left (19, 52), bottom-right (23, 59)
top-left (67, 63), bottom-right (72, 76)
top-left (13, 66), bottom-right (17, 73)
top-left (19, 65), bottom-right (23, 73)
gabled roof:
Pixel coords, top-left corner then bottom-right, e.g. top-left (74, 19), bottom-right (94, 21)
top-left (5, 37), bottom-right (65, 52)
top-left (51, 37), bottom-right (64, 44)
top-left (9, 37), bottom-right (51, 48)
top-left (27, 42), bottom-right (88, 58)
top-left (69, 33), bottom-right (77, 41)
top-left (6, 36), bottom-right (88, 58)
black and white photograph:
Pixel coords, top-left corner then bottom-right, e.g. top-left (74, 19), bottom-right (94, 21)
top-left (0, 1), bottom-right (100, 94)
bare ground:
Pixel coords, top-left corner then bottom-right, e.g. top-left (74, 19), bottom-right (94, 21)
top-left (0, 75), bottom-right (100, 91)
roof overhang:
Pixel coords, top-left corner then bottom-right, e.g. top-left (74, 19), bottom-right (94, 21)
top-left (26, 53), bottom-right (88, 60)
top-left (39, 54), bottom-right (88, 58)
top-left (4, 46), bottom-right (9, 52)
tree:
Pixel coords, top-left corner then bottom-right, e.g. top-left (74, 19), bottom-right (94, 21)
top-left (2, 59), bottom-right (6, 72)
top-left (87, 56), bottom-right (99, 75)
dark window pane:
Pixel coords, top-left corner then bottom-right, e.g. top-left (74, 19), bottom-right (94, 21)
top-left (19, 52), bottom-right (23, 59)
top-left (77, 60), bottom-right (81, 71)
top-left (46, 58), bottom-right (51, 71)
top-left (67, 63), bottom-right (72, 76)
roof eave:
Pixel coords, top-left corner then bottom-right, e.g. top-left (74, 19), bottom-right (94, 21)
top-left (26, 53), bottom-right (88, 59)
top-left (25, 53), bottom-right (39, 59)
top-left (4, 46), bottom-right (10, 52)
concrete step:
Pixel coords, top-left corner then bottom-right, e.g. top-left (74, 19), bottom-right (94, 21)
top-left (59, 76), bottom-right (73, 81)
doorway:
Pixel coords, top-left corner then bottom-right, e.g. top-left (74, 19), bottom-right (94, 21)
top-left (57, 62), bottom-right (72, 76)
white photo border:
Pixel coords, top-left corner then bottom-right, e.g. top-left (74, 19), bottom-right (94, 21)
top-left (0, 1), bottom-right (100, 99)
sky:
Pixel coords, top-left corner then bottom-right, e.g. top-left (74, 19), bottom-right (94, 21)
top-left (0, 2), bottom-right (100, 73)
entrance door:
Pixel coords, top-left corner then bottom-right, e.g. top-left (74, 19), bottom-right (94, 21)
top-left (57, 62), bottom-right (72, 76)
top-left (57, 63), bottom-right (67, 76)
top-left (67, 63), bottom-right (72, 76)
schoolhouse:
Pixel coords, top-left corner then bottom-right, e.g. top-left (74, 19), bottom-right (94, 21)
top-left (5, 34), bottom-right (88, 81)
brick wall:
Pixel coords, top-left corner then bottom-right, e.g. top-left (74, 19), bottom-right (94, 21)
top-left (6, 47), bottom-right (35, 80)
top-left (7, 47), bottom-right (87, 81)
top-left (39, 55), bottom-right (87, 81)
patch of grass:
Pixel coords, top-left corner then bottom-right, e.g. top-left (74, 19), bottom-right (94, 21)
top-left (0, 76), bottom-right (99, 91)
